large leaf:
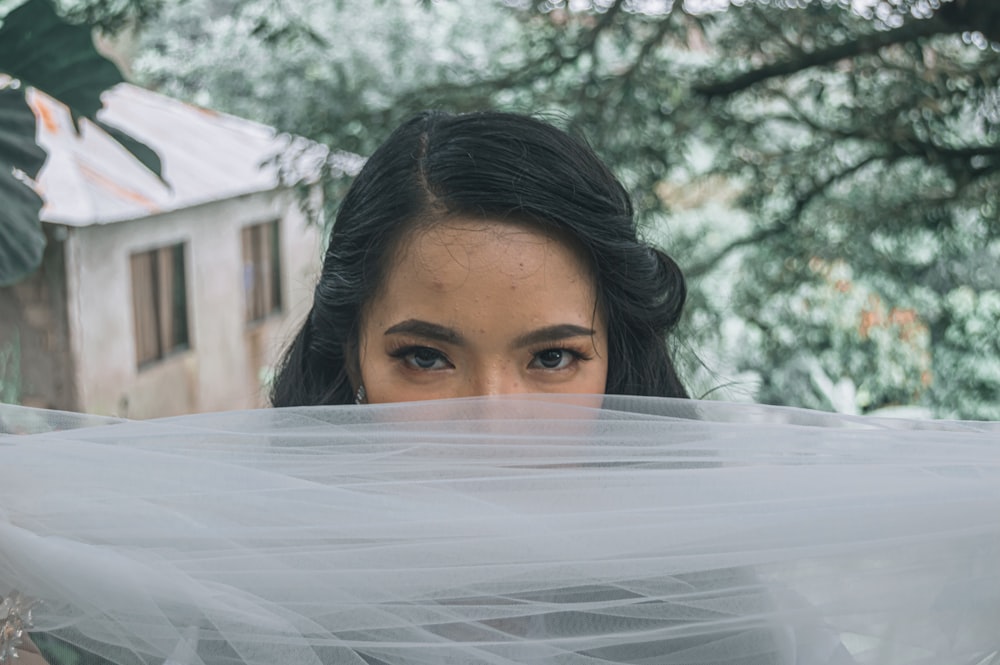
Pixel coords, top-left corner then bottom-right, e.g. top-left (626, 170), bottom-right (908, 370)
top-left (0, 85), bottom-right (45, 287)
top-left (0, 0), bottom-right (162, 178)
top-left (0, 0), bottom-right (126, 123)
top-left (0, 0), bottom-right (164, 285)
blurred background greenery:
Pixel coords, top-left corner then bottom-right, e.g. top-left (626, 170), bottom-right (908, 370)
top-left (3, 0), bottom-right (999, 419)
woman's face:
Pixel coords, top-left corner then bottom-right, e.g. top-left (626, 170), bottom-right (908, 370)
top-left (357, 219), bottom-right (609, 403)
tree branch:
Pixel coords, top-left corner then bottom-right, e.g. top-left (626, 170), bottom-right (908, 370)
top-left (685, 151), bottom-right (888, 278)
top-left (695, 14), bottom-right (953, 97)
top-left (560, 0), bottom-right (626, 68)
top-left (620, 13), bottom-right (676, 81)
top-left (683, 222), bottom-right (789, 280)
top-left (392, 0), bottom-right (627, 109)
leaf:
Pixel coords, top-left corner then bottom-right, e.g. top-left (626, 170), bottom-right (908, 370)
top-left (0, 0), bottom-right (123, 120)
top-left (0, 85), bottom-right (46, 287)
top-left (0, 0), bottom-right (164, 179)
top-left (95, 119), bottom-right (163, 183)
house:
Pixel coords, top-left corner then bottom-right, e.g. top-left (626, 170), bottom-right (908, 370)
top-left (0, 84), bottom-right (325, 418)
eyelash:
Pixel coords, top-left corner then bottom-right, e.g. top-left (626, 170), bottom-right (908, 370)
top-left (386, 344), bottom-right (594, 372)
top-left (528, 347), bottom-right (593, 370)
top-left (388, 345), bottom-right (452, 371)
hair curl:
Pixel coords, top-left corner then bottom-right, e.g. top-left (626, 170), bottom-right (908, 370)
top-left (271, 111), bottom-right (687, 406)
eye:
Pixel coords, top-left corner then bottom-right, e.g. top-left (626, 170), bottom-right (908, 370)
top-left (395, 346), bottom-right (451, 371)
top-left (530, 348), bottom-right (577, 370)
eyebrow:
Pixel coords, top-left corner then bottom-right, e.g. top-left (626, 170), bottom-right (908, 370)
top-left (383, 319), bottom-right (596, 349)
top-left (512, 324), bottom-right (597, 349)
top-left (384, 320), bottom-right (465, 345)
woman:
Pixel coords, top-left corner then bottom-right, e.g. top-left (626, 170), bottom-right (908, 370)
top-left (271, 111), bottom-right (688, 406)
top-left (264, 112), bottom-right (834, 664)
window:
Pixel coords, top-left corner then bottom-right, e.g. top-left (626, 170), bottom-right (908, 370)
top-left (242, 220), bottom-right (282, 323)
top-left (130, 243), bottom-right (190, 367)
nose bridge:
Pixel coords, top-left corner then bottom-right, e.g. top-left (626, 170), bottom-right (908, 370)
top-left (473, 357), bottom-right (522, 397)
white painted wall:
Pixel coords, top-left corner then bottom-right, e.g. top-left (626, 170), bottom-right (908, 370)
top-left (64, 188), bottom-right (321, 418)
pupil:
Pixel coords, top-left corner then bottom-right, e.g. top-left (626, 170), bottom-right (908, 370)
top-left (539, 350), bottom-right (563, 368)
top-left (414, 350), bottom-right (438, 368)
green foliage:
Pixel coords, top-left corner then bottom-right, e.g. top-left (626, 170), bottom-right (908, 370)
top-left (677, 2), bottom-right (1000, 419)
top-left (731, 258), bottom-right (934, 413)
top-left (0, 0), bottom-right (124, 119)
top-left (134, 0), bottom-right (528, 217)
top-left (56, 0), bottom-right (166, 33)
top-left (0, 84), bottom-right (46, 286)
top-left (931, 286), bottom-right (1000, 420)
top-left (136, 0), bottom-right (524, 149)
top-left (133, 0), bottom-right (1000, 418)
top-left (0, 328), bottom-right (21, 404)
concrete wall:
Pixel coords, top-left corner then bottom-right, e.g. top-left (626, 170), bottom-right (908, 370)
top-left (64, 188), bottom-right (321, 418)
top-left (0, 226), bottom-right (78, 410)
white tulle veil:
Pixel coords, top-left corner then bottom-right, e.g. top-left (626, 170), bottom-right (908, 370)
top-left (2, 395), bottom-right (999, 665)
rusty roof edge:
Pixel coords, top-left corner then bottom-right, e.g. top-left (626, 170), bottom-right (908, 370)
top-left (38, 182), bottom-right (298, 227)
top-left (33, 83), bottom-right (327, 227)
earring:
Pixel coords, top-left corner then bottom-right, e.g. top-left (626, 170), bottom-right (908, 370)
top-left (354, 385), bottom-right (366, 405)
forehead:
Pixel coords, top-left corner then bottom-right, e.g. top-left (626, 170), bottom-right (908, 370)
top-left (368, 218), bottom-right (599, 323)
top-left (409, 220), bottom-right (583, 278)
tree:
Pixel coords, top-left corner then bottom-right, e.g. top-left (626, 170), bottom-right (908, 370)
top-left (676, 0), bottom-right (1000, 417)
top-left (132, 0), bottom-right (1000, 418)
top-left (134, 0), bottom-right (530, 215)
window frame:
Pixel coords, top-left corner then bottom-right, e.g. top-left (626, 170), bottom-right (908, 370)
top-left (241, 219), bottom-right (283, 325)
top-left (130, 242), bottom-right (191, 368)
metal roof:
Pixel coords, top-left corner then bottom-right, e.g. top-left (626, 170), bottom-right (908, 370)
top-left (30, 83), bottom-right (323, 227)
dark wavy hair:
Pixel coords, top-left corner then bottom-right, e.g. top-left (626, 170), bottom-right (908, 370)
top-left (271, 111), bottom-right (687, 406)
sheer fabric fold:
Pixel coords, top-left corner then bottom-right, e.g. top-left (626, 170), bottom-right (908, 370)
top-left (1, 396), bottom-right (998, 665)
